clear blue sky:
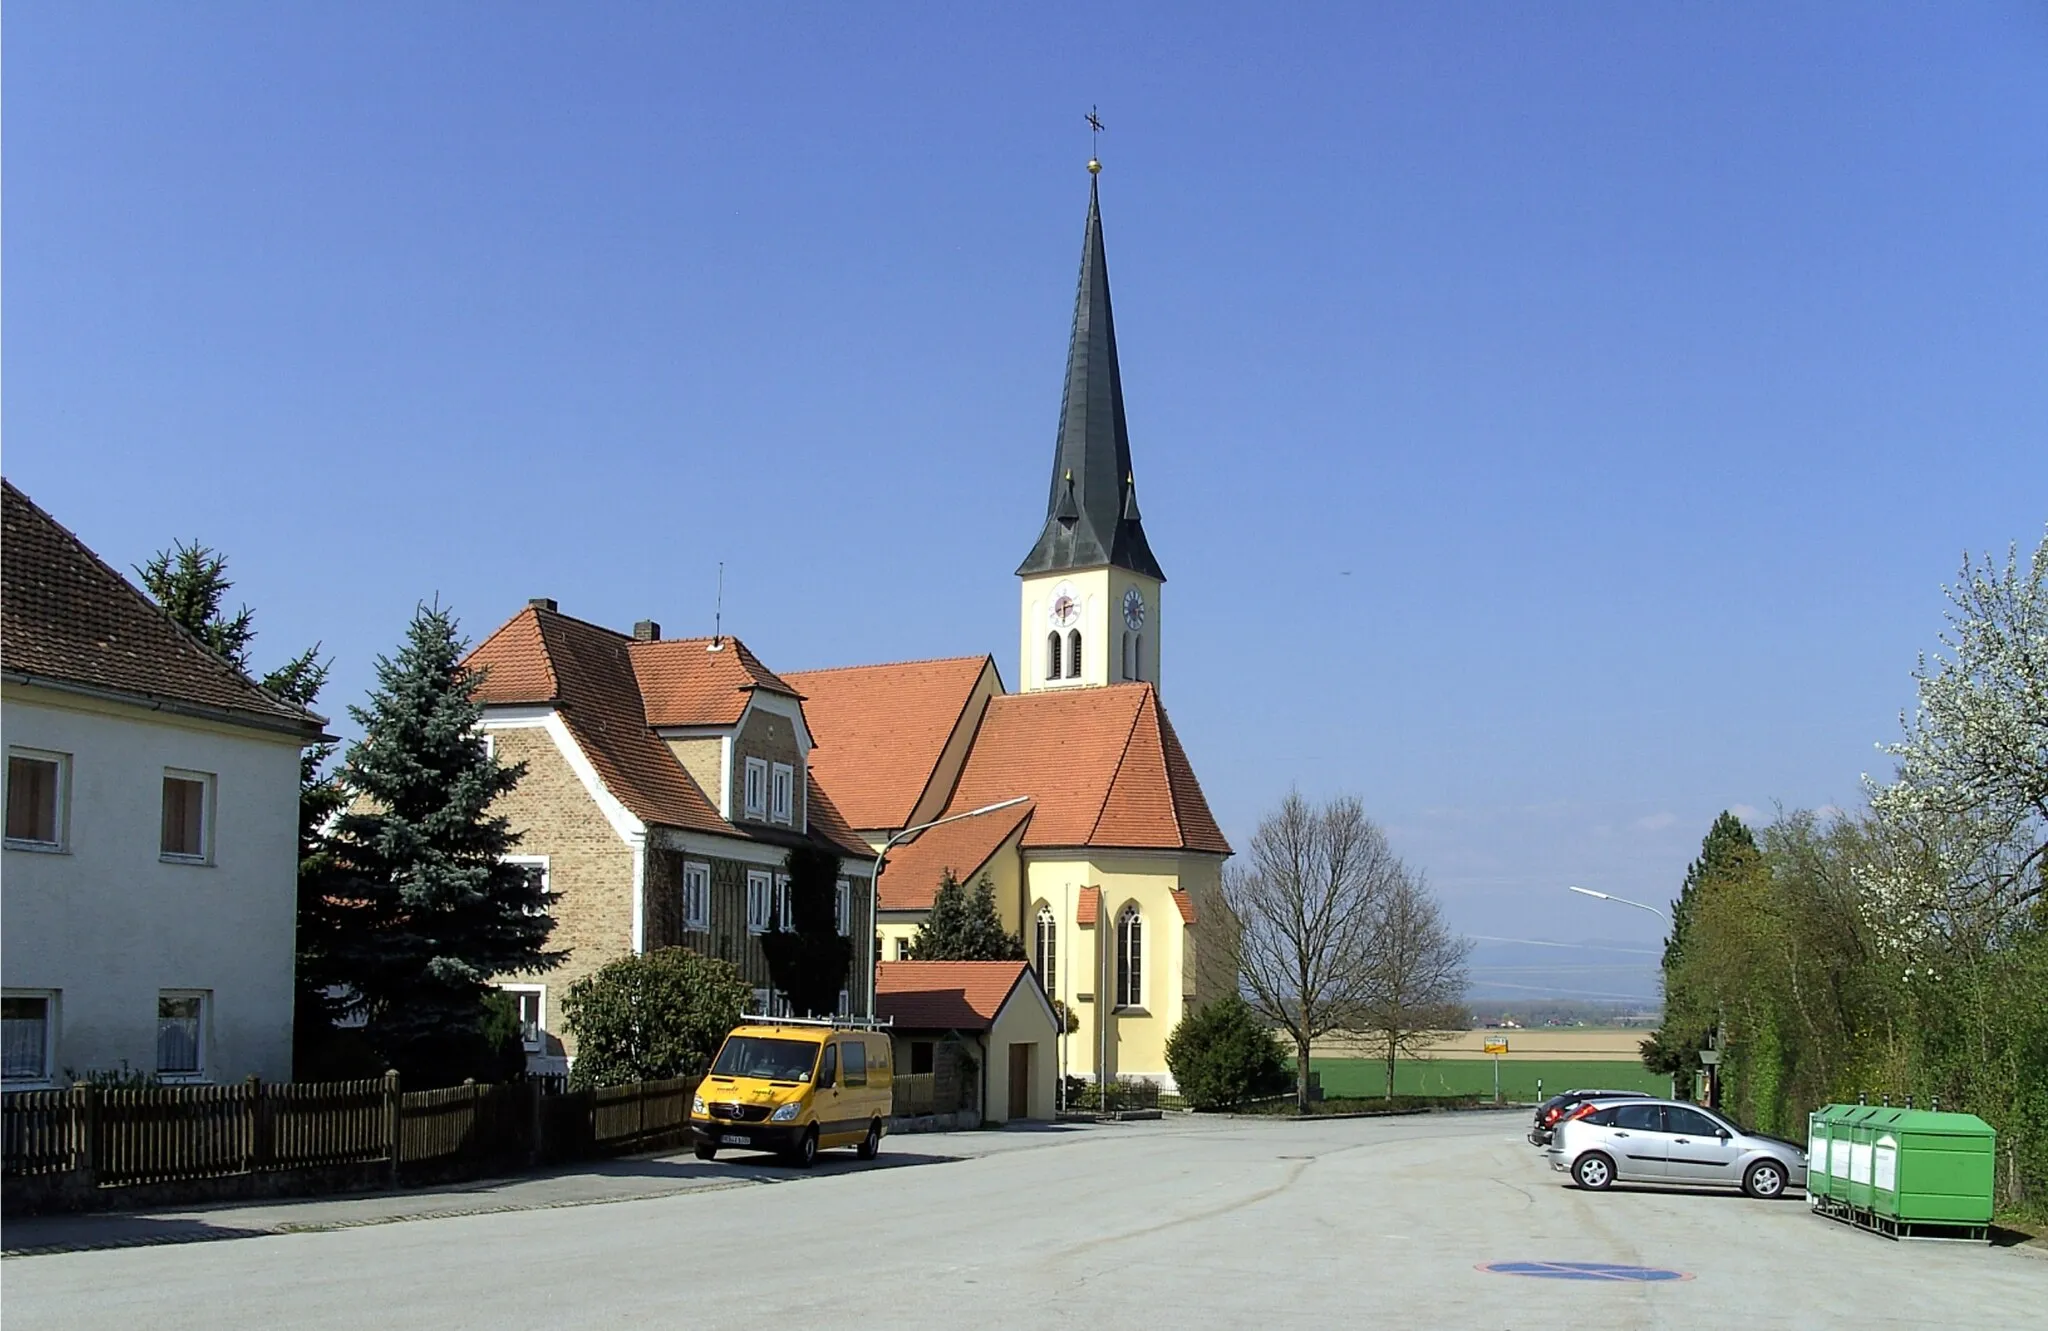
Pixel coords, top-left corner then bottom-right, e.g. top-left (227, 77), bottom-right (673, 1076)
top-left (8, 5), bottom-right (2044, 997)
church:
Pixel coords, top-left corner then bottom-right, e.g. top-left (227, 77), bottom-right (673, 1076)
top-left (466, 162), bottom-right (1231, 1091)
top-left (789, 162), bottom-right (1234, 1089)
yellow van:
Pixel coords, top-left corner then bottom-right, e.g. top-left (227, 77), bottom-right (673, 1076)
top-left (691, 1019), bottom-right (894, 1168)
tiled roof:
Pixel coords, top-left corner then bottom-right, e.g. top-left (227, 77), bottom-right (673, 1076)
top-left (781, 656), bottom-right (993, 831)
top-left (875, 799), bottom-right (1035, 911)
top-left (875, 960), bottom-right (1039, 1031)
top-left (465, 605), bottom-right (869, 857)
top-left (805, 772), bottom-right (874, 861)
top-left (631, 636), bottom-right (800, 729)
top-left (1, 480), bottom-right (325, 735)
top-left (942, 683), bottom-right (1230, 854)
top-left (1172, 890), bottom-right (1198, 924)
top-left (1076, 886), bottom-right (1101, 926)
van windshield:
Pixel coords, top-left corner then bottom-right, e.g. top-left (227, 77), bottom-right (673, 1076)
top-left (711, 1037), bottom-right (820, 1083)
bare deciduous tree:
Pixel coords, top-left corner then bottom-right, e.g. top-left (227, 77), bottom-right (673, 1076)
top-left (1356, 869), bottom-right (1471, 1099)
top-left (1225, 792), bottom-right (1406, 1111)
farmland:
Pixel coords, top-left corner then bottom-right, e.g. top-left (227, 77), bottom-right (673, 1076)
top-left (1310, 1056), bottom-right (1671, 1101)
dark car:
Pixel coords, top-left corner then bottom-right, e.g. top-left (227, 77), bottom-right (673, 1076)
top-left (1529, 1089), bottom-right (1644, 1146)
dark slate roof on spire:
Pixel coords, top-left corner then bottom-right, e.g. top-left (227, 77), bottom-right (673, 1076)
top-left (1016, 176), bottom-right (1166, 582)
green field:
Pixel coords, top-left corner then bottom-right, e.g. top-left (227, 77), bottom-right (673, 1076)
top-left (1310, 1058), bottom-right (1671, 1102)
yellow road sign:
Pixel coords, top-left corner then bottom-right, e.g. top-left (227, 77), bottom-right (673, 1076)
top-left (1482, 1040), bottom-right (1510, 1055)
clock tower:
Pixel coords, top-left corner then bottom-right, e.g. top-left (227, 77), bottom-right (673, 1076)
top-left (1017, 164), bottom-right (1165, 695)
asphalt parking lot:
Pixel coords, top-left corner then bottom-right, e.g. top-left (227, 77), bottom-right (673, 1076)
top-left (4, 1109), bottom-right (2043, 1329)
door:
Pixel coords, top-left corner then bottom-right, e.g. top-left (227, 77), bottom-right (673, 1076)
top-left (1664, 1105), bottom-right (1742, 1183)
top-left (1008, 1043), bottom-right (1032, 1121)
top-left (1604, 1103), bottom-right (1671, 1179)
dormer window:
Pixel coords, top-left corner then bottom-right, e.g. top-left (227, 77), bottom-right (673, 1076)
top-left (770, 763), bottom-right (794, 824)
top-left (742, 757), bottom-right (768, 820)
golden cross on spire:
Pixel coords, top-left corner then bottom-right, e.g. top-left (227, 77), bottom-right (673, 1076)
top-left (1086, 105), bottom-right (1105, 174)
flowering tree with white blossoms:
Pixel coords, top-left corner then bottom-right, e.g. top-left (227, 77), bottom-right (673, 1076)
top-left (1862, 526), bottom-right (2048, 956)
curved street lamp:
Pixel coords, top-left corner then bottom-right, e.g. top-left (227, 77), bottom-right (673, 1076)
top-left (1566, 884), bottom-right (1670, 924)
top-left (866, 796), bottom-right (1031, 1018)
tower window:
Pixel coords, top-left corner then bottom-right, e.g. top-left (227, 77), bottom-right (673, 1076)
top-left (1067, 629), bottom-right (1082, 678)
top-left (1134, 633), bottom-right (1144, 682)
top-left (1047, 631), bottom-right (1062, 682)
top-left (1121, 631), bottom-right (1133, 680)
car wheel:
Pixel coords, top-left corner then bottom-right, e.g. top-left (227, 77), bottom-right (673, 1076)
top-left (1744, 1158), bottom-right (1788, 1200)
top-left (693, 1143), bottom-right (717, 1162)
top-left (857, 1120), bottom-right (882, 1161)
top-left (790, 1127), bottom-right (819, 1169)
top-left (1573, 1152), bottom-right (1615, 1191)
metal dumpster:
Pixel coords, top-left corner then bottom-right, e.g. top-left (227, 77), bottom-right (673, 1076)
top-left (1809, 1103), bottom-right (1995, 1241)
top-left (1806, 1104), bottom-right (1846, 1205)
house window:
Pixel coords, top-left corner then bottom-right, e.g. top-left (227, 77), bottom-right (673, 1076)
top-left (157, 991), bottom-right (209, 1080)
top-left (911, 1041), bottom-right (934, 1075)
top-left (502, 986), bottom-right (544, 1050)
top-left (1116, 905), bottom-right (1143, 1010)
top-left (835, 879), bottom-right (851, 936)
top-left (837, 988), bottom-right (850, 1016)
top-left (160, 770), bottom-right (213, 862)
top-left (750, 987), bottom-right (788, 1018)
top-left (1035, 904), bottom-right (1058, 995)
top-left (684, 861), bottom-right (711, 930)
top-left (504, 857), bottom-right (550, 916)
top-left (746, 870), bottom-right (773, 934)
top-left (742, 758), bottom-right (769, 819)
top-left (5, 750), bottom-right (68, 850)
top-left (1046, 631), bottom-right (1062, 682)
top-left (770, 763), bottom-right (794, 824)
top-left (2, 993), bottom-right (56, 1084)
top-left (1067, 629), bottom-right (1083, 679)
top-left (775, 874), bottom-right (791, 931)
top-left (895, 937), bottom-right (911, 961)
top-left (477, 731), bottom-right (497, 762)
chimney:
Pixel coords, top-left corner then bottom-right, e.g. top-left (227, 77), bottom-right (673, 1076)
top-left (528, 598), bottom-right (557, 612)
top-left (632, 620), bottom-right (661, 641)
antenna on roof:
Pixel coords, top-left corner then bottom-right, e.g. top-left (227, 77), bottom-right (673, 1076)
top-left (711, 562), bottom-right (725, 651)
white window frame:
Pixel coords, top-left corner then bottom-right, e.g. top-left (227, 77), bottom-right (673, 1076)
top-left (835, 878), bottom-right (851, 936)
top-left (500, 984), bottom-right (545, 1051)
top-left (159, 768), bottom-right (216, 864)
top-left (503, 855), bottom-right (551, 918)
top-left (837, 988), bottom-right (850, 1017)
top-left (155, 989), bottom-right (211, 1082)
top-left (770, 762), bottom-right (795, 824)
top-left (1116, 904), bottom-right (1144, 1011)
top-left (1, 989), bottom-right (59, 1087)
top-left (775, 874), bottom-right (791, 931)
top-left (742, 757), bottom-right (769, 819)
top-left (477, 730), bottom-right (497, 762)
top-left (683, 861), bottom-right (712, 930)
top-left (1035, 903), bottom-right (1058, 996)
top-left (895, 937), bottom-right (911, 961)
top-left (750, 987), bottom-right (789, 1018)
top-left (746, 869), bottom-right (773, 934)
top-left (4, 748), bottom-right (71, 853)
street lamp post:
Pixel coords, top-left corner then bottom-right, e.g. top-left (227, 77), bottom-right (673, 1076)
top-left (1565, 884), bottom-right (1670, 925)
top-left (867, 796), bottom-right (1030, 1019)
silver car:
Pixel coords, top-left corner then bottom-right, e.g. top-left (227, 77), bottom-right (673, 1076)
top-left (1547, 1097), bottom-right (1806, 1199)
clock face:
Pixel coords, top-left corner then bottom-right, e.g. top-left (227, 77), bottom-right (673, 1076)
top-left (1050, 583), bottom-right (1080, 628)
top-left (1123, 587), bottom-right (1146, 631)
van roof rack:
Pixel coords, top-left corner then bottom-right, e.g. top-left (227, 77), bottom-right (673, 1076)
top-left (740, 1012), bottom-right (895, 1031)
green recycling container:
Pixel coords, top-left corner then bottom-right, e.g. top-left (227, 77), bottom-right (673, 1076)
top-left (1839, 1105), bottom-right (1886, 1211)
top-left (1866, 1108), bottom-right (1996, 1229)
top-left (1807, 1105), bottom-right (1847, 1203)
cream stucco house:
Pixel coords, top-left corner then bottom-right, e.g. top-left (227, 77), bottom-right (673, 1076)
top-left (786, 167), bottom-right (1235, 1092)
top-left (2, 480), bottom-right (328, 1087)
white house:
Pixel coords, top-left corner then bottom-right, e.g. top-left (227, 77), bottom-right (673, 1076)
top-left (2, 480), bottom-right (327, 1087)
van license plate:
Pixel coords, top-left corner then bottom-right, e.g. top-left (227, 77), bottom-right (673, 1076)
top-left (721, 1134), bottom-right (751, 1146)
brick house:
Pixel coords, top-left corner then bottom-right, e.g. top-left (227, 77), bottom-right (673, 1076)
top-left (462, 602), bottom-right (874, 1071)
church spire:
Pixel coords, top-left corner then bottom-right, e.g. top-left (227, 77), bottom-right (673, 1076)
top-left (1016, 167), bottom-right (1166, 582)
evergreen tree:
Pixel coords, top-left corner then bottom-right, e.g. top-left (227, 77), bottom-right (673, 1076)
top-left (760, 845), bottom-right (856, 1016)
top-left (319, 603), bottom-right (562, 1085)
top-left (1665, 811), bottom-right (1763, 972)
top-left (1165, 994), bottom-right (1291, 1111)
top-left (908, 872), bottom-right (1026, 961)
top-left (1645, 811), bottom-right (1763, 1083)
top-left (138, 540), bottom-right (260, 670)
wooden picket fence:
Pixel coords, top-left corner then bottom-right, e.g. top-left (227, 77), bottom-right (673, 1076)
top-left (2, 1073), bottom-right (699, 1206)
top-left (891, 1073), bottom-right (937, 1117)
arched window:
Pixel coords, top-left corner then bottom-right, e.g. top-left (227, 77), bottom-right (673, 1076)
top-left (1116, 904), bottom-right (1143, 1009)
top-left (1134, 633), bottom-right (1144, 682)
top-left (1120, 631), bottom-right (1133, 680)
top-left (1067, 628), bottom-right (1083, 678)
top-left (1034, 904), bottom-right (1058, 995)
top-left (1046, 631), bottom-right (1062, 682)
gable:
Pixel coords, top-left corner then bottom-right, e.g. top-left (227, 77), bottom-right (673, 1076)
top-left (784, 655), bottom-right (996, 832)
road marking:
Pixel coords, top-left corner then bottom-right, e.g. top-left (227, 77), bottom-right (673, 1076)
top-left (1480, 1261), bottom-right (1692, 1282)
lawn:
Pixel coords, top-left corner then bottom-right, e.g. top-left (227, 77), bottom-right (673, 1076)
top-left (1309, 1058), bottom-right (1671, 1102)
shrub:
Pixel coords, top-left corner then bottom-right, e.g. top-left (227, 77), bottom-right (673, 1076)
top-left (561, 948), bottom-right (750, 1090)
top-left (1165, 994), bottom-right (1292, 1111)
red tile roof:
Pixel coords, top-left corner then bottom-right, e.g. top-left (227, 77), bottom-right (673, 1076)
top-left (782, 656), bottom-right (993, 831)
top-left (631, 636), bottom-right (799, 729)
top-left (875, 800), bottom-right (1035, 911)
top-left (875, 961), bottom-right (1041, 1031)
top-left (1, 480), bottom-right (326, 735)
top-left (464, 605), bottom-right (867, 856)
top-left (1076, 886), bottom-right (1102, 926)
top-left (942, 684), bottom-right (1230, 855)
top-left (1172, 890), bottom-right (1198, 924)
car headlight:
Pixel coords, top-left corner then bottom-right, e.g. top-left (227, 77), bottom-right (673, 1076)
top-left (691, 1094), bottom-right (706, 1115)
top-left (771, 1102), bottom-right (800, 1122)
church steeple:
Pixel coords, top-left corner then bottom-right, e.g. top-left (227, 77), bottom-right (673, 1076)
top-left (1016, 172), bottom-right (1166, 583)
